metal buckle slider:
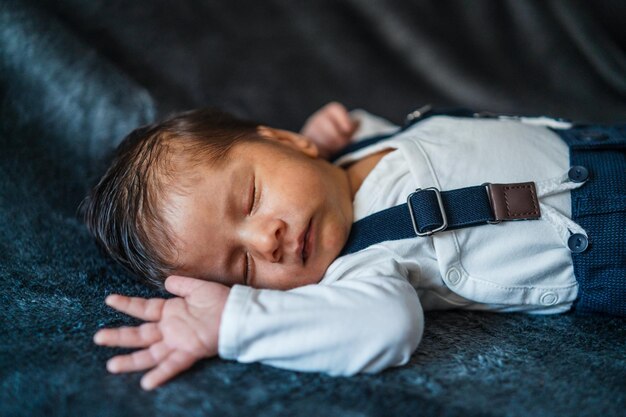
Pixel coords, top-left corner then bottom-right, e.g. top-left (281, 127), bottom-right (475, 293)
top-left (482, 183), bottom-right (501, 224)
top-left (407, 187), bottom-right (448, 236)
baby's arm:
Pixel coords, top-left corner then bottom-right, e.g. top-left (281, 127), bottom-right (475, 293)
top-left (348, 108), bottom-right (400, 141)
top-left (95, 260), bottom-right (424, 388)
top-left (219, 259), bottom-right (424, 376)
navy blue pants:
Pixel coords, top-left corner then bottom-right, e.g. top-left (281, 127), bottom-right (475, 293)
top-left (553, 124), bottom-right (626, 317)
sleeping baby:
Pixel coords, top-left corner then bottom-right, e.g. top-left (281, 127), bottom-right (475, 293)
top-left (82, 102), bottom-right (626, 390)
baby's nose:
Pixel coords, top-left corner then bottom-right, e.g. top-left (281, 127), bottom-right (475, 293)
top-left (246, 218), bottom-right (285, 263)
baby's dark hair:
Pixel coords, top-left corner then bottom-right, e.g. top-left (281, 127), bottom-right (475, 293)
top-left (79, 108), bottom-right (260, 288)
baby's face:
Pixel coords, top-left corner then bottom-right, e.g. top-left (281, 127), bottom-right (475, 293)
top-left (163, 127), bottom-right (354, 290)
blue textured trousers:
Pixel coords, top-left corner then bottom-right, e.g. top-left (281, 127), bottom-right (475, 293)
top-left (552, 124), bottom-right (626, 317)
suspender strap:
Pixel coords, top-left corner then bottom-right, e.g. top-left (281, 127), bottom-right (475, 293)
top-left (340, 182), bottom-right (541, 256)
top-left (330, 105), bottom-right (480, 162)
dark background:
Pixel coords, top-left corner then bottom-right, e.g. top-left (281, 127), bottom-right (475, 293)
top-left (39, 0), bottom-right (626, 129)
top-left (1, 1), bottom-right (625, 416)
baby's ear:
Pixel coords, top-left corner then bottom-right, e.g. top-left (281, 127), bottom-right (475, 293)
top-left (256, 126), bottom-right (319, 158)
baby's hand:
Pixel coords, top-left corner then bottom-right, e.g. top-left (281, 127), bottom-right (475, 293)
top-left (93, 275), bottom-right (230, 390)
top-left (300, 102), bottom-right (360, 159)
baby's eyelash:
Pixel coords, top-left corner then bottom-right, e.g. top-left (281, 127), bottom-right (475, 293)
top-left (249, 178), bottom-right (257, 214)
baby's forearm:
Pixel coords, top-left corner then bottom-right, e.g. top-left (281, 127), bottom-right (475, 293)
top-left (218, 274), bottom-right (424, 375)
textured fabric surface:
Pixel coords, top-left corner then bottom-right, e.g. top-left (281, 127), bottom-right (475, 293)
top-left (1, 1), bottom-right (625, 416)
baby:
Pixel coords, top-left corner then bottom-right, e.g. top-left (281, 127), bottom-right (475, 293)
top-left (85, 102), bottom-right (625, 390)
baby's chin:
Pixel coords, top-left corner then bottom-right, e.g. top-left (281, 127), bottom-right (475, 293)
top-left (300, 259), bottom-right (333, 286)
top-left (267, 263), bottom-right (328, 290)
top-left (298, 270), bottom-right (326, 287)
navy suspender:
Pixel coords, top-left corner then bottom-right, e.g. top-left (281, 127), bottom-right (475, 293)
top-left (330, 105), bottom-right (480, 163)
top-left (338, 106), bottom-right (545, 257)
top-left (339, 182), bottom-right (541, 256)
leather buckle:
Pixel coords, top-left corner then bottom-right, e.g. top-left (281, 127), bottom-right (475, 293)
top-left (484, 182), bottom-right (541, 222)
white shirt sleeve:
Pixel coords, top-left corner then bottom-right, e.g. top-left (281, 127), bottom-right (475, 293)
top-left (349, 109), bottom-right (399, 142)
top-left (218, 261), bottom-right (424, 376)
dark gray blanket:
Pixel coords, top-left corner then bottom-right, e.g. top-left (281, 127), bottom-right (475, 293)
top-left (1, 1), bottom-right (625, 416)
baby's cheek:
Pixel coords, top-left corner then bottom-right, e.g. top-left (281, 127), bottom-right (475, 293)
top-left (253, 263), bottom-right (297, 290)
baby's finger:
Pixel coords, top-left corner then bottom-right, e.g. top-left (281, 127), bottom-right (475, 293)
top-left (140, 350), bottom-right (197, 391)
top-left (105, 294), bottom-right (165, 321)
top-left (94, 322), bottom-right (161, 348)
top-left (313, 117), bottom-right (341, 141)
top-left (107, 340), bottom-right (171, 374)
top-left (326, 102), bottom-right (355, 135)
top-left (165, 275), bottom-right (214, 298)
top-left (106, 349), bottom-right (157, 374)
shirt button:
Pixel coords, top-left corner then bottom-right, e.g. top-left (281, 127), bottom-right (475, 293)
top-left (568, 165), bottom-right (589, 183)
top-left (446, 267), bottom-right (462, 286)
top-left (540, 292), bottom-right (559, 306)
top-left (568, 233), bottom-right (589, 253)
top-left (580, 131), bottom-right (609, 142)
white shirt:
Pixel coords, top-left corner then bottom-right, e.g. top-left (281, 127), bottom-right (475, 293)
top-left (218, 110), bottom-right (582, 376)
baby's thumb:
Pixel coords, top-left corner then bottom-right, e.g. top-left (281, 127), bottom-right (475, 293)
top-left (348, 118), bottom-right (361, 135)
top-left (164, 275), bottom-right (205, 297)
